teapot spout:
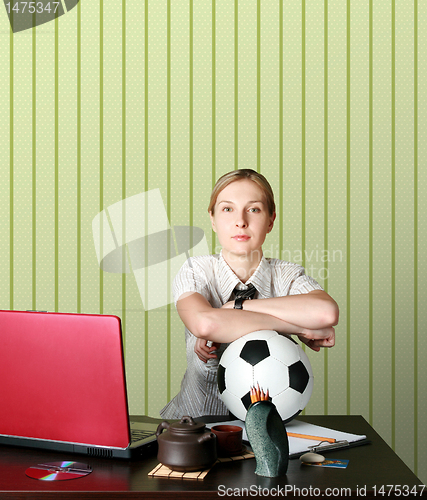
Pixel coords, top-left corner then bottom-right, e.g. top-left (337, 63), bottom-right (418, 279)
top-left (198, 432), bottom-right (217, 445)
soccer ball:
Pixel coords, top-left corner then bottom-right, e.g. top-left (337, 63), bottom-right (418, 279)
top-left (217, 330), bottom-right (314, 422)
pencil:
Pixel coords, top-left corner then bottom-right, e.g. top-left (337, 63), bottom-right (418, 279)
top-left (250, 385), bottom-right (270, 403)
top-left (250, 387), bottom-right (255, 403)
top-left (287, 432), bottom-right (336, 443)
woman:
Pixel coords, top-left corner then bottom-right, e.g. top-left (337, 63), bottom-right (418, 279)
top-left (160, 169), bottom-right (338, 419)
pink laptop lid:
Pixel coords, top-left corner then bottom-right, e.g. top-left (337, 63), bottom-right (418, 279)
top-left (0, 310), bottom-right (131, 449)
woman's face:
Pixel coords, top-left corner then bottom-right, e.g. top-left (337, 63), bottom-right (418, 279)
top-left (209, 179), bottom-right (275, 261)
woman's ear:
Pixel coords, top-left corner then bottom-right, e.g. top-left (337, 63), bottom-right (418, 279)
top-left (209, 211), bottom-right (217, 233)
top-left (267, 212), bottom-right (276, 233)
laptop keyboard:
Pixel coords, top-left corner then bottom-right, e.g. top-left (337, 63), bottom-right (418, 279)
top-left (131, 429), bottom-right (156, 443)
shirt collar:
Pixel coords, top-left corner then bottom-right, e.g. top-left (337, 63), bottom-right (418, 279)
top-left (217, 250), bottom-right (272, 303)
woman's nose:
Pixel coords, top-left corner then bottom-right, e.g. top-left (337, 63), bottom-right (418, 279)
top-left (235, 214), bottom-right (248, 227)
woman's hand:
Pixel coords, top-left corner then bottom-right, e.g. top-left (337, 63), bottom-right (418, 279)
top-left (194, 339), bottom-right (221, 363)
top-left (298, 326), bottom-right (335, 351)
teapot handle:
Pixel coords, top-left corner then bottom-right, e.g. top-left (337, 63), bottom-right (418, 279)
top-left (179, 416), bottom-right (196, 425)
top-left (156, 421), bottom-right (170, 438)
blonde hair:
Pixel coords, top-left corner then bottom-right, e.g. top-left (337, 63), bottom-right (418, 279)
top-left (208, 169), bottom-right (276, 216)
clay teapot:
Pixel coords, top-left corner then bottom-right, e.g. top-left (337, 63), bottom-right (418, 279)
top-left (156, 416), bottom-right (217, 472)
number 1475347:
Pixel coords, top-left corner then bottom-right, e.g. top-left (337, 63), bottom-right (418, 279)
top-left (5, 2), bottom-right (60, 14)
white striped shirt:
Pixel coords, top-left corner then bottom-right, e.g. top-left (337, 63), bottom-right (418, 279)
top-left (159, 251), bottom-right (323, 419)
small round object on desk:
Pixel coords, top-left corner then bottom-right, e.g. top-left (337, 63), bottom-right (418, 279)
top-left (300, 452), bottom-right (325, 464)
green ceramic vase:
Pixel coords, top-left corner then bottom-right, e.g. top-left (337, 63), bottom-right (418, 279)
top-left (245, 401), bottom-right (289, 477)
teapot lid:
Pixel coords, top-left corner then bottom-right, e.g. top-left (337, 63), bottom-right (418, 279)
top-left (169, 416), bottom-right (206, 434)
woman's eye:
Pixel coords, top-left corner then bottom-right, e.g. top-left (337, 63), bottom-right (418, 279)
top-left (223, 207), bottom-right (232, 212)
top-left (249, 207), bottom-right (260, 213)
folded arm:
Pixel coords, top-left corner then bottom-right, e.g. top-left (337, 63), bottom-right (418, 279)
top-left (176, 290), bottom-right (338, 350)
top-left (223, 290), bottom-right (339, 330)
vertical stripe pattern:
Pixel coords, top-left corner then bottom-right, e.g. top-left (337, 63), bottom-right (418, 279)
top-left (323, 0), bottom-right (328, 414)
top-left (413, 0), bottom-right (418, 476)
top-left (346, 0), bottom-right (351, 417)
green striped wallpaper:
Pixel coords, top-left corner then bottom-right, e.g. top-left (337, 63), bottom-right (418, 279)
top-left (0, 0), bottom-right (425, 483)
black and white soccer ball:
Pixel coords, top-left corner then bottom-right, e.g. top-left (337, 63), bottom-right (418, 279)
top-left (217, 330), bottom-right (314, 422)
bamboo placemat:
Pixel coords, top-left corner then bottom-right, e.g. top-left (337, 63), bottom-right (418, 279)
top-left (148, 449), bottom-right (255, 480)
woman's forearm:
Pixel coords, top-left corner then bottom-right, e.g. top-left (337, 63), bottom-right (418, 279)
top-left (240, 290), bottom-right (339, 330)
top-left (199, 307), bottom-right (305, 343)
top-left (197, 307), bottom-right (335, 349)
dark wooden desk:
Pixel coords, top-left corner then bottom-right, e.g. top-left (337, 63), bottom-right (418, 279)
top-left (0, 416), bottom-right (424, 499)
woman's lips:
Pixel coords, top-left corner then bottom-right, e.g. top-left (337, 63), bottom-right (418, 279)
top-left (233, 235), bottom-right (250, 241)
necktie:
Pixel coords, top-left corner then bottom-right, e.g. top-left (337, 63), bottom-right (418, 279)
top-left (233, 284), bottom-right (257, 309)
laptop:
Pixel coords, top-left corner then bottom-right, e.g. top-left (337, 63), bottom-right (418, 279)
top-left (0, 309), bottom-right (159, 459)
